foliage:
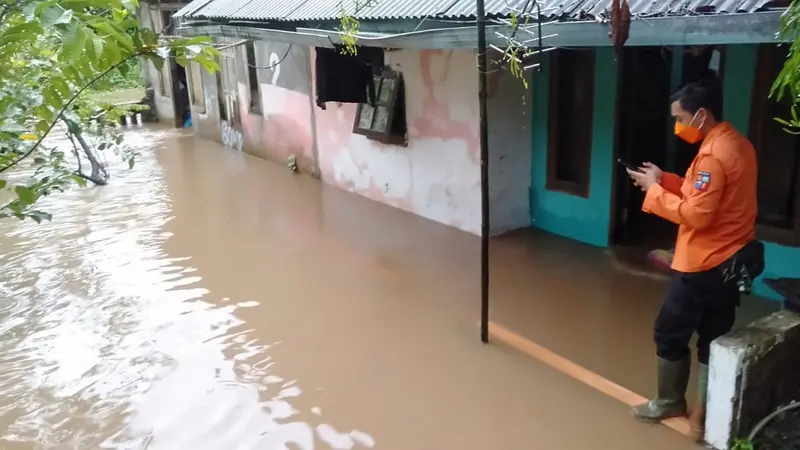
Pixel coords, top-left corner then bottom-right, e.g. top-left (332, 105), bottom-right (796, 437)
top-left (772, 0), bottom-right (800, 132)
top-left (502, 12), bottom-right (532, 90)
top-left (0, 0), bottom-right (220, 221)
top-left (336, 0), bottom-right (377, 56)
top-left (731, 438), bottom-right (755, 450)
top-left (92, 59), bottom-right (143, 91)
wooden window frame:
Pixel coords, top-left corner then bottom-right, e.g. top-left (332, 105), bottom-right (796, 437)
top-left (245, 42), bottom-right (262, 116)
top-left (187, 61), bottom-right (206, 114)
top-left (748, 44), bottom-right (800, 247)
top-left (352, 70), bottom-right (407, 146)
top-left (545, 50), bottom-right (595, 198)
top-left (215, 60), bottom-right (228, 122)
top-left (157, 64), bottom-right (170, 98)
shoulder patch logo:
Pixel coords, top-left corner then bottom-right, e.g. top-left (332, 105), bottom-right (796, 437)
top-left (695, 171), bottom-right (711, 191)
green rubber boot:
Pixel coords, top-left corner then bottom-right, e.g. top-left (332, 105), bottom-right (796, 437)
top-left (690, 364), bottom-right (709, 442)
top-left (632, 357), bottom-right (690, 422)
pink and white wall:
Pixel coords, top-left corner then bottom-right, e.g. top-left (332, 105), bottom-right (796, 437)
top-left (187, 38), bottom-right (532, 237)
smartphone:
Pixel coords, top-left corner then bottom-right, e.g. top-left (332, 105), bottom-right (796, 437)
top-left (618, 158), bottom-right (643, 173)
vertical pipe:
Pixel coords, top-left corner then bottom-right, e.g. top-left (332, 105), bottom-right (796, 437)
top-left (476, 0), bottom-right (490, 343)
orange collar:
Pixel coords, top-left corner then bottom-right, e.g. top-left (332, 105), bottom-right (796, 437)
top-left (698, 122), bottom-right (732, 155)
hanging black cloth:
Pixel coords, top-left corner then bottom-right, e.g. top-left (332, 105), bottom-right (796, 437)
top-left (315, 46), bottom-right (383, 110)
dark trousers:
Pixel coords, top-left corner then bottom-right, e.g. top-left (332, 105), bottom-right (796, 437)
top-left (654, 268), bottom-right (739, 365)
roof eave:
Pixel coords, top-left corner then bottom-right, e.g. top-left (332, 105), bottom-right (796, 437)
top-left (177, 10), bottom-right (784, 49)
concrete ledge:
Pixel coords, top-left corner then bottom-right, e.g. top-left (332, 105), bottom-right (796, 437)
top-left (707, 310), bottom-right (800, 449)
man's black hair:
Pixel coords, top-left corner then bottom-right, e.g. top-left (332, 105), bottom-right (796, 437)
top-left (670, 77), bottom-right (723, 121)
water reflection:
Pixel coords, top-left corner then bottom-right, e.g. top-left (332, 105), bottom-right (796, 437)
top-left (0, 128), bottom-right (374, 449)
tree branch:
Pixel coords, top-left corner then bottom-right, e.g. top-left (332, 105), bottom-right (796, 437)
top-left (0, 51), bottom-right (147, 175)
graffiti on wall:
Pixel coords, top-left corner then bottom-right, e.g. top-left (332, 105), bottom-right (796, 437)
top-left (221, 120), bottom-right (243, 151)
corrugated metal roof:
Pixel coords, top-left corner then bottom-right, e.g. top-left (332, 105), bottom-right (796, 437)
top-left (229, 0), bottom-right (308, 20)
top-left (175, 0), bottom-right (781, 21)
top-left (174, 0), bottom-right (215, 18)
top-left (285, 0), bottom-right (459, 20)
top-left (448, 0), bottom-right (779, 19)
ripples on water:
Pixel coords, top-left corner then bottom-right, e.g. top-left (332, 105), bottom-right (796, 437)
top-left (0, 128), bottom-right (374, 449)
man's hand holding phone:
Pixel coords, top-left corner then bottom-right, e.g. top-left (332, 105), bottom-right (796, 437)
top-left (622, 160), bottom-right (662, 192)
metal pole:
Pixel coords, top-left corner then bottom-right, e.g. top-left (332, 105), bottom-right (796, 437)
top-left (476, 0), bottom-right (490, 343)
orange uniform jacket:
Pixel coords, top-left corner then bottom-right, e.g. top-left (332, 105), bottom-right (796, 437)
top-left (642, 122), bottom-right (758, 273)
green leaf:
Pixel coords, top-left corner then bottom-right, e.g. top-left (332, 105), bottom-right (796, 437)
top-left (145, 53), bottom-right (164, 71)
top-left (34, 105), bottom-right (54, 122)
top-left (141, 28), bottom-right (158, 46)
top-left (43, 86), bottom-right (63, 109)
top-left (102, 41), bottom-right (122, 67)
top-left (33, 1), bottom-right (58, 17)
top-left (112, 8), bottom-right (127, 23)
top-left (35, 120), bottom-right (50, 134)
top-left (1, 22), bottom-right (44, 40)
top-left (71, 174), bottom-right (88, 187)
top-left (51, 76), bottom-right (72, 99)
top-left (0, 180), bottom-right (6, 189)
top-left (185, 45), bottom-right (203, 57)
top-left (91, 22), bottom-right (135, 53)
top-left (15, 185), bottom-right (35, 206)
top-left (42, 7), bottom-right (74, 26)
top-left (63, 66), bottom-right (83, 84)
top-left (61, 24), bottom-right (88, 63)
top-left (186, 36), bottom-right (214, 45)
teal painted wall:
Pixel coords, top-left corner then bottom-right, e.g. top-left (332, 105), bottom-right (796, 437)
top-left (529, 43), bottom-right (799, 301)
top-left (530, 47), bottom-right (618, 247)
top-left (723, 44), bottom-right (800, 300)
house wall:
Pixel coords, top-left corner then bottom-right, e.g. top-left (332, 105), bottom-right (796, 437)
top-left (487, 65), bottom-right (534, 235)
top-left (140, 4), bottom-right (175, 124)
top-left (722, 44), bottom-right (800, 300)
top-left (177, 42), bottom-right (531, 236)
top-left (241, 43), bottom-right (318, 175)
top-left (530, 47), bottom-right (618, 247)
top-left (525, 43), bottom-right (798, 300)
top-left (190, 50), bottom-right (223, 143)
top-left (313, 48), bottom-right (530, 235)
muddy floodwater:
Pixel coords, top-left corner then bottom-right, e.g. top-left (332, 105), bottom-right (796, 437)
top-left (0, 127), bottom-right (703, 449)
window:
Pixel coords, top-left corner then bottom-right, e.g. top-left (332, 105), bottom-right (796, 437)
top-left (352, 70), bottom-right (407, 145)
top-left (545, 49), bottom-right (595, 198)
top-left (160, 10), bottom-right (172, 34)
top-left (245, 42), bottom-right (262, 115)
top-left (749, 44), bottom-right (800, 246)
top-left (188, 61), bottom-right (206, 113)
top-left (216, 62), bottom-right (227, 121)
top-left (157, 62), bottom-right (170, 98)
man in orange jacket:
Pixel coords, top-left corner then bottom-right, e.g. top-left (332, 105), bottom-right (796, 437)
top-left (626, 79), bottom-right (758, 441)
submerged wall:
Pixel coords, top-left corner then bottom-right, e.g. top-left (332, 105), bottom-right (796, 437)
top-left (314, 49), bottom-right (481, 234)
top-left (180, 42), bottom-right (531, 236)
top-left (140, 5), bottom-right (175, 125)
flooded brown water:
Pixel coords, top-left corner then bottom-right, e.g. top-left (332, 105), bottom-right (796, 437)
top-left (0, 126), bottom-right (741, 449)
